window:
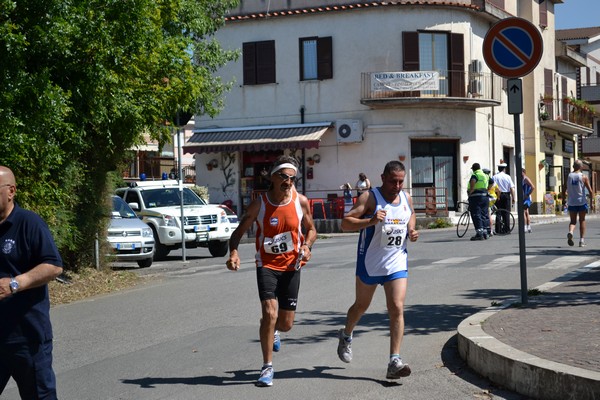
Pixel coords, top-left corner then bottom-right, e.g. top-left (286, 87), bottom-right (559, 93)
top-left (299, 36), bottom-right (333, 81)
top-left (243, 40), bottom-right (276, 85)
top-left (402, 31), bottom-right (464, 97)
top-left (419, 32), bottom-right (448, 95)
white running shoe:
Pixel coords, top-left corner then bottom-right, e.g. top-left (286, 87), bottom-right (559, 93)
top-left (337, 329), bottom-right (352, 363)
top-left (386, 357), bottom-right (411, 379)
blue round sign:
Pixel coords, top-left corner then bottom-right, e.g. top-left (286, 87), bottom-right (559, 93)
top-left (483, 17), bottom-right (543, 78)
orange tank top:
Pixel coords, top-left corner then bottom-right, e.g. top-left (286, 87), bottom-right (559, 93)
top-left (255, 189), bottom-right (304, 271)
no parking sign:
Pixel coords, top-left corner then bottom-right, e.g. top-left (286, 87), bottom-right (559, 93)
top-left (483, 17), bottom-right (543, 79)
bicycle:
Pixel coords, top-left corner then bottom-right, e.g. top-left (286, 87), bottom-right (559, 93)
top-left (456, 201), bottom-right (515, 238)
top-left (491, 204), bottom-right (515, 235)
top-left (456, 201), bottom-right (471, 238)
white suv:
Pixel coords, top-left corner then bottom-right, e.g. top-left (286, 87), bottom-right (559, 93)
top-left (116, 181), bottom-right (236, 259)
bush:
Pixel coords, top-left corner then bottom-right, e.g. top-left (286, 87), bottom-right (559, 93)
top-left (428, 217), bottom-right (453, 229)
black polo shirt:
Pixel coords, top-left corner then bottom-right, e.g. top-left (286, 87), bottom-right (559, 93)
top-left (0, 203), bottom-right (63, 344)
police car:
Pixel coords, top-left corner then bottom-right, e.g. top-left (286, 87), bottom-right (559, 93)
top-left (115, 180), bottom-right (237, 259)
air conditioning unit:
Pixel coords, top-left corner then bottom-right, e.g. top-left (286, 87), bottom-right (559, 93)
top-left (470, 59), bottom-right (483, 74)
top-left (336, 120), bottom-right (364, 143)
top-left (469, 79), bottom-right (482, 96)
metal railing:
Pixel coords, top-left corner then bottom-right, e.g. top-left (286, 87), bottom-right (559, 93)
top-left (539, 98), bottom-right (595, 128)
top-left (247, 186), bottom-right (449, 219)
top-left (361, 70), bottom-right (502, 102)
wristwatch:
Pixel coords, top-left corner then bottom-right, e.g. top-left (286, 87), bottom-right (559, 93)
top-left (9, 278), bottom-right (19, 294)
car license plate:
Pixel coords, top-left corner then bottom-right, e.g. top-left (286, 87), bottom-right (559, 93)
top-left (196, 232), bottom-right (209, 242)
top-left (116, 243), bottom-right (136, 250)
top-left (194, 225), bottom-right (209, 232)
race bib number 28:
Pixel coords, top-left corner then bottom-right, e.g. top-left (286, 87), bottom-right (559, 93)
top-left (264, 231), bottom-right (294, 254)
top-left (380, 224), bottom-right (405, 248)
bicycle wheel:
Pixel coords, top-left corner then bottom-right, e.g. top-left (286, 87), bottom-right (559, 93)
top-left (456, 211), bottom-right (470, 238)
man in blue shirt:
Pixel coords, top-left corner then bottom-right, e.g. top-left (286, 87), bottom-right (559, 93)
top-left (0, 166), bottom-right (64, 400)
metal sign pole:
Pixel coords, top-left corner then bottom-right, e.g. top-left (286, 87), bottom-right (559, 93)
top-left (508, 78), bottom-right (528, 305)
top-left (513, 113), bottom-right (528, 305)
top-left (178, 126), bottom-right (186, 262)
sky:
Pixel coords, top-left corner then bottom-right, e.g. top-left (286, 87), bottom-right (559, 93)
top-left (555, 0), bottom-right (600, 29)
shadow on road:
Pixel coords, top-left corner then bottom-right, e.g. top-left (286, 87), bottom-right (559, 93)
top-left (121, 365), bottom-right (401, 388)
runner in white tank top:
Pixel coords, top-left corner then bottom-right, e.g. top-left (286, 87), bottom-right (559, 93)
top-left (356, 188), bottom-right (412, 282)
top-left (337, 161), bottom-right (419, 381)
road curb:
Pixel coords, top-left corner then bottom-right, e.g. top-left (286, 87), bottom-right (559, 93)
top-left (457, 264), bottom-right (600, 400)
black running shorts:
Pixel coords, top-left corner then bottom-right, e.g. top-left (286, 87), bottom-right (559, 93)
top-left (256, 267), bottom-right (301, 310)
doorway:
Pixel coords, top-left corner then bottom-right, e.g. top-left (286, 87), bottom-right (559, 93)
top-left (411, 140), bottom-right (457, 211)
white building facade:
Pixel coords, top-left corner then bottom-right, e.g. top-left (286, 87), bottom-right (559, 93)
top-left (185, 0), bottom-right (585, 217)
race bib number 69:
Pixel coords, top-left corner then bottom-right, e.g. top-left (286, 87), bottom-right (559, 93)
top-left (264, 231), bottom-right (294, 254)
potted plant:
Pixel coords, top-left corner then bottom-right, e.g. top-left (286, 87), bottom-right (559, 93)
top-left (542, 93), bottom-right (554, 104)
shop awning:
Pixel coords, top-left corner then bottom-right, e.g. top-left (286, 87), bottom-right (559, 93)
top-left (183, 122), bottom-right (332, 154)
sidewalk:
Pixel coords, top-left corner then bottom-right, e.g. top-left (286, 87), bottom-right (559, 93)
top-left (457, 256), bottom-right (600, 399)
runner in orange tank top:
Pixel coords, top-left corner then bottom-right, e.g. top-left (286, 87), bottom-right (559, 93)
top-left (226, 155), bottom-right (317, 387)
top-left (255, 188), bottom-right (304, 271)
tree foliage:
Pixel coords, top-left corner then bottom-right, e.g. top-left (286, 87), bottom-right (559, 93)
top-left (0, 0), bottom-right (239, 270)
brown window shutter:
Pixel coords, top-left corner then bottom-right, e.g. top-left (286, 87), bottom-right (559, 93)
top-left (317, 36), bottom-right (333, 80)
top-left (539, 0), bottom-right (548, 28)
top-left (243, 42), bottom-right (257, 85)
top-left (449, 33), bottom-right (465, 97)
top-left (256, 40), bottom-right (276, 84)
top-left (544, 68), bottom-right (554, 116)
top-left (561, 75), bottom-right (568, 117)
top-left (402, 32), bottom-right (419, 71)
top-left (402, 32), bottom-right (419, 97)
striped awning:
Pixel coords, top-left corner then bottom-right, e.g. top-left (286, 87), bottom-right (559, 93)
top-left (183, 122), bottom-right (332, 154)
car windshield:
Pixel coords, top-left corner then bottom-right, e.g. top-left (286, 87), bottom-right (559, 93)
top-left (141, 187), bottom-right (207, 208)
top-left (112, 196), bottom-right (138, 219)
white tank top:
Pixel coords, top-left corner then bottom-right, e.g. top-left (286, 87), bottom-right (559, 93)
top-left (567, 171), bottom-right (587, 206)
top-left (357, 188), bottom-right (412, 276)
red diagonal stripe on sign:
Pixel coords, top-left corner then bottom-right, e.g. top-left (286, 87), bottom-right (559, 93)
top-left (494, 28), bottom-right (531, 66)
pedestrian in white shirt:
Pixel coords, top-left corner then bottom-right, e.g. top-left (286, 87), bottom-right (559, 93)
top-left (493, 163), bottom-right (515, 234)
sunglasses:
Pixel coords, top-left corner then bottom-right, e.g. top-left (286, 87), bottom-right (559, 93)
top-left (275, 172), bottom-right (297, 183)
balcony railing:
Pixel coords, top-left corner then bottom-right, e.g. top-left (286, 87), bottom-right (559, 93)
top-left (361, 70), bottom-right (502, 109)
top-left (539, 97), bottom-right (594, 129)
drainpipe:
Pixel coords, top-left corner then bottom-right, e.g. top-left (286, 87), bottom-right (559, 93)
top-left (300, 106), bottom-right (306, 195)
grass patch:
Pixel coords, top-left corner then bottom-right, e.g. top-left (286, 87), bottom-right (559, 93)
top-left (49, 268), bottom-right (144, 306)
top-left (527, 288), bottom-right (544, 296)
top-left (428, 218), bottom-right (453, 229)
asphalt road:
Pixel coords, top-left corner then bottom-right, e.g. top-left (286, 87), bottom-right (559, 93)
top-left (3, 220), bottom-right (598, 399)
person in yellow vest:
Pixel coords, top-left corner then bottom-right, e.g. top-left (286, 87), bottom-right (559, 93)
top-left (468, 163), bottom-right (490, 240)
top-left (483, 168), bottom-right (500, 236)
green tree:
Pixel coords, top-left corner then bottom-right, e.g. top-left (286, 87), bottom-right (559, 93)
top-left (0, 0), bottom-right (239, 270)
